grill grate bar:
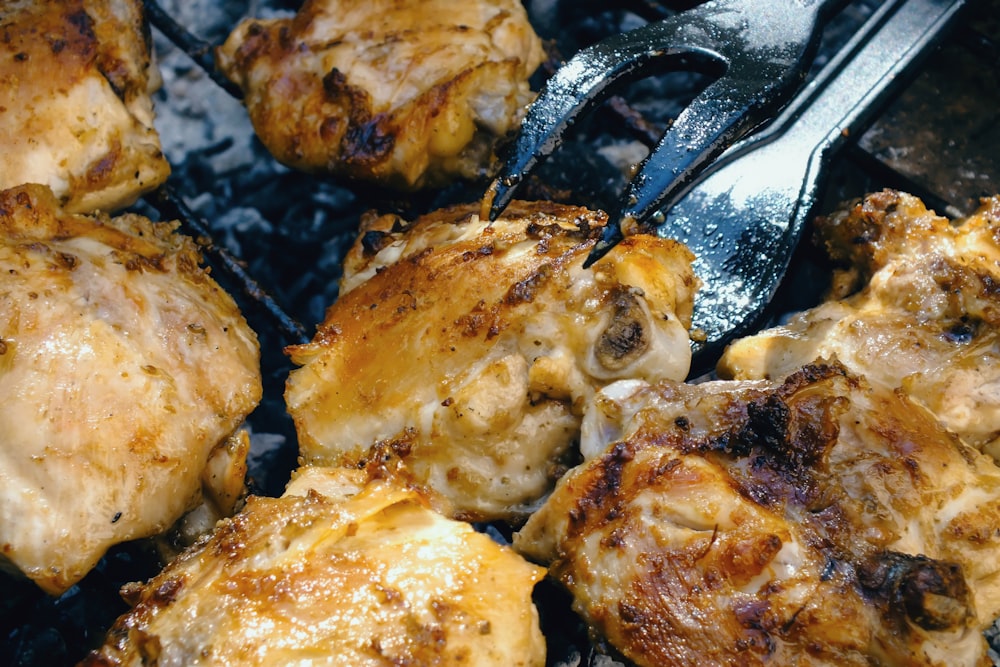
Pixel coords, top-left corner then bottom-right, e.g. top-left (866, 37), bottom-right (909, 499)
top-left (143, 0), bottom-right (243, 99)
top-left (142, 0), bottom-right (309, 346)
top-left (151, 186), bottom-right (310, 346)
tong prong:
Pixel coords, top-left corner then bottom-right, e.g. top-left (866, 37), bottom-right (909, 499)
top-left (585, 53), bottom-right (809, 267)
top-left (486, 19), bottom-right (726, 220)
top-left (487, 0), bottom-right (847, 263)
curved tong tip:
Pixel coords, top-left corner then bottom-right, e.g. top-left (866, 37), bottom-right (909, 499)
top-left (582, 221), bottom-right (625, 268)
top-left (485, 173), bottom-right (522, 222)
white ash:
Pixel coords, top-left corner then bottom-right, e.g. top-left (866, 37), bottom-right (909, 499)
top-left (202, 204), bottom-right (274, 258)
top-left (553, 652), bottom-right (627, 667)
top-left (150, 2), bottom-right (259, 177)
top-left (597, 140), bottom-right (650, 176)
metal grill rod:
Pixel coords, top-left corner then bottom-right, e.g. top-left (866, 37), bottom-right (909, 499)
top-left (151, 186), bottom-right (310, 346)
top-left (143, 0), bottom-right (243, 98)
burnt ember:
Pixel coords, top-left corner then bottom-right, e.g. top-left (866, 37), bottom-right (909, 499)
top-left (1, 0), bottom-right (999, 665)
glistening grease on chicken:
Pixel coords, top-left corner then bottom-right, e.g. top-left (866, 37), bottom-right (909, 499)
top-left (0, 184), bottom-right (261, 595)
top-left (285, 200), bottom-right (698, 521)
top-left (719, 190), bottom-right (1000, 460)
top-left (216, 0), bottom-right (544, 190)
top-left (82, 465), bottom-right (547, 667)
top-left (516, 363), bottom-right (1000, 666)
top-left (0, 0), bottom-right (170, 213)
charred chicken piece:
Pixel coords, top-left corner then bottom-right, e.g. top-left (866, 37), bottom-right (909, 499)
top-left (516, 363), bottom-right (1000, 667)
top-left (215, 0), bottom-right (544, 190)
top-left (719, 190), bottom-right (1000, 460)
top-left (0, 184), bottom-right (261, 595)
top-left (0, 0), bottom-right (170, 213)
top-left (82, 465), bottom-right (547, 667)
top-left (285, 200), bottom-right (698, 521)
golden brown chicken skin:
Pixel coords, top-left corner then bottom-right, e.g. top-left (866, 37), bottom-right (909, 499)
top-left (516, 363), bottom-right (1000, 666)
top-left (719, 190), bottom-right (1000, 460)
top-left (285, 200), bottom-right (698, 521)
top-left (0, 184), bottom-right (261, 595)
top-left (81, 465), bottom-right (547, 667)
top-left (0, 0), bottom-right (170, 213)
top-left (216, 0), bottom-right (544, 190)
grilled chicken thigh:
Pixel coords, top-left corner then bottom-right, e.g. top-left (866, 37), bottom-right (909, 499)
top-left (516, 363), bottom-right (1000, 666)
top-left (0, 0), bottom-right (170, 213)
top-left (83, 465), bottom-right (547, 667)
top-left (216, 0), bottom-right (544, 190)
top-left (286, 200), bottom-right (698, 520)
top-left (719, 190), bottom-right (1000, 459)
top-left (0, 184), bottom-right (261, 595)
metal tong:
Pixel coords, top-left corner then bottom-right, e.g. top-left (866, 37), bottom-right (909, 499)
top-left (661, 0), bottom-right (967, 366)
top-left (487, 0), bottom-right (849, 263)
top-left (489, 0), bottom-right (968, 369)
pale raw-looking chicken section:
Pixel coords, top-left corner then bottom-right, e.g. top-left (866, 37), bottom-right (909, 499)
top-left (0, 0), bottom-right (170, 213)
top-left (719, 190), bottom-right (1000, 460)
top-left (286, 200), bottom-right (698, 520)
top-left (216, 0), bottom-right (545, 190)
top-left (0, 184), bottom-right (261, 595)
top-left (82, 465), bottom-right (547, 667)
top-left (516, 363), bottom-right (1000, 666)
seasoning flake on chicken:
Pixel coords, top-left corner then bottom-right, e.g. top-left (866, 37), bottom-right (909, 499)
top-left (718, 190), bottom-right (1000, 460)
top-left (516, 363), bottom-right (1000, 666)
top-left (0, 184), bottom-right (261, 595)
top-left (82, 464), bottom-right (547, 667)
top-left (0, 0), bottom-right (170, 213)
top-left (285, 200), bottom-right (698, 521)
top-left (215, 0), bottom-right (544, 190)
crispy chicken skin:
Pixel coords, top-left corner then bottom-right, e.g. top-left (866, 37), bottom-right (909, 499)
top-left (516, 363), bottom-right (1000, 666)
top-left (216, 0), bottom-right (544, 190)
top-left (0, 184), bottom-right (261, 595)
top-left (82, 465), bottom-right (547, 667)
top-left (0, 0), bottom-right (170, 213)
top-left (719, 190), bottom-right (1000, 459)
top-left (285, 200), bottom-right (698, 521)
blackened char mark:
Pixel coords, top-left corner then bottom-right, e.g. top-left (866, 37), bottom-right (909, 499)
top-left (567, 441), bottom-right (635, 539)
top-left (858, 551), bottom-right (974, 632)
